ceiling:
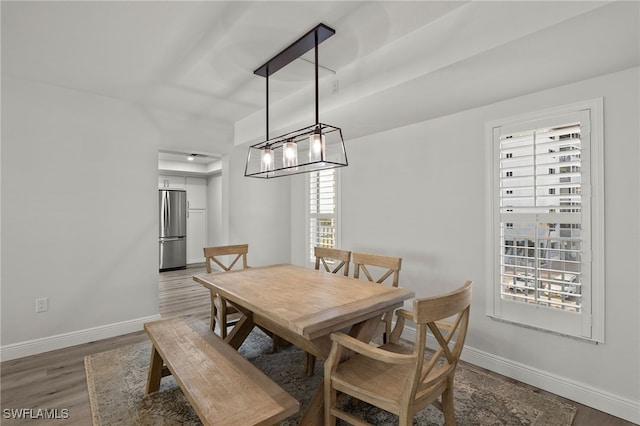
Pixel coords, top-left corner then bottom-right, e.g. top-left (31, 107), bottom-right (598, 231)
top-left (2, 1), bottom-right (638, 169)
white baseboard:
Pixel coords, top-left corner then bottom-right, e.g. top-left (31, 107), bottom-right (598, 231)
top-left (400, 327), bottom-right (640, 424)
top-left (0, 314), bottom-right (161, 362)
top-left (462, 345), bottom-right (640, 424)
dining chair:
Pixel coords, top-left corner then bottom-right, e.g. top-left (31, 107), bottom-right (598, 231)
top-left (352, 251), bottom-right (402, 343)
top-left (324, 280), bottom-right (472, 426)
top-left (304, 247), bottom-right (353, 376)
top-left (314, 247), bottom-right (352, 276)
top-left (203, 244), bottom-right (249, 339)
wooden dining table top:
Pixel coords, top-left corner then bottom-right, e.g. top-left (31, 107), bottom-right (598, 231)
top-left (193, 263), bottom-right (414, 341)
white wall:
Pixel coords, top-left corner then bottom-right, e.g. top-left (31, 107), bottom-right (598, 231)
top-left (290, 173), bottom-right (307, 267)
top-left (224, 144), bottom-right (292, 267)
top-left (291, 68), bottom-right (639, 421)
top-left (207, 173), bottom-right (223, 247)
top-left (1, 77), bottom-right (161, 356)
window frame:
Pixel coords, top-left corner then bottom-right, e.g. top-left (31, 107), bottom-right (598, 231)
top-left (485, 98), bottom-right (605, 343)
top-left (305, 168), bottom-right (341, 267)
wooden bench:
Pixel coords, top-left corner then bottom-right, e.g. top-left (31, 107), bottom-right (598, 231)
top-left (144, 316), bottom-right (299, 426)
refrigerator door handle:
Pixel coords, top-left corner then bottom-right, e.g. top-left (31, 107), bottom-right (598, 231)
top-left (165, 190), bottom-right (170, 234)
top-left (161, 190), bottom-right (169, 236)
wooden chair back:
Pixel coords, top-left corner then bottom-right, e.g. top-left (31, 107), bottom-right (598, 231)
top-left (203, 244), bottom-right (249, 273)
top-left (351, 252), bottom-right (402, 343)
top-left (202, 244), bottom-right (249, 339)
top-left (314, 247), bottom-right (352, 276)
top-left (397, 281), bottom-right (472, 404)
top-left (324, 281), bottom-right (473, 425)
top-left (304, 246), bottom-right (352, 376)
top-left (352, 252), bottom-right (402, 287)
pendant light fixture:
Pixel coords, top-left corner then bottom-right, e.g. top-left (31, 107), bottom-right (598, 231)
top-left (244, 24), bottom-right (348, 179)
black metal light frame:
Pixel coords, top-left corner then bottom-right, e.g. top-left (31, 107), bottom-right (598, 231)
top-left (244, 23), bottom-right (348, 179)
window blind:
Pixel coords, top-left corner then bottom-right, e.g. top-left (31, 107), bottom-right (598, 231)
top-left (489, 99), bottom-right (603, 342)
top-left (309, 169), bottom-right (337, 262)
top-left (499, 120), bottom-right (583, 311)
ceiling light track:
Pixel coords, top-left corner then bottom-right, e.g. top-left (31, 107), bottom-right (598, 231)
top-left (253, 24), bottom-right (335, 78)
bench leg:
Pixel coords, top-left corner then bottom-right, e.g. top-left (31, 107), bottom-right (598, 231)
top-left (299, 379), bottom-right (325, 426)
top-left (145, 345), bottom-right (164, 395)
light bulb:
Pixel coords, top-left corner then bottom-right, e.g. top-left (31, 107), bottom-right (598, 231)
top-left (261, 146), bottom-right (274, 173)
top-left (309, 130), bottom-right (325, 162)
top-left (283, 139), bottom-right (298, 168)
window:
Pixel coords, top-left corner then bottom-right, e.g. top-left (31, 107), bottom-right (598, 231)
top-left (486, 99), bottom-right (604, 342)
top-left (308, 169), bottom-right (340, 264)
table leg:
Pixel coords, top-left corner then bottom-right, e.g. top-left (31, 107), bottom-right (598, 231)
top-left (225, 314), bottom-right (256, 350)
top-left (347, 315), bottom-right (382, 341)
top-left (298, 379), bottom-right (325, 426)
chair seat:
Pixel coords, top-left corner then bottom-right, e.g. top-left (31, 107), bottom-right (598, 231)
top-left (332, 343), bottom-right (446, 414)
top-left (333, 354), bottom-right (411, 410)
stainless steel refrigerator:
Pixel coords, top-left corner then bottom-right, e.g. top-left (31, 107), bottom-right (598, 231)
top-left (159, 189), bottom-right (187, 271)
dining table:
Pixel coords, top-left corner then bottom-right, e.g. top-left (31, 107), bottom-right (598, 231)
top-left (193, 263), bottom-right (414, 425)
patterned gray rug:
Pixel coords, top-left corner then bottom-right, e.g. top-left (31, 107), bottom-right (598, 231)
top-left (85, 328), bottom-right (576, 425)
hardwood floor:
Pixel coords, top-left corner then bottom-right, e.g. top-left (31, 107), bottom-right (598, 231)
top-left (0, 265), bottom-right (633, 425)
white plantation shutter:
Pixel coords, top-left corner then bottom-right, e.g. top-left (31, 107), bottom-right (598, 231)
top-left (500, 123), bottom-right (582, 215)
top-left (499, 117), bottom-right (584, 311)
top-left (309, 169), bottom-right (337, 263)
top-left (488, 100), bottom-right (604, 342)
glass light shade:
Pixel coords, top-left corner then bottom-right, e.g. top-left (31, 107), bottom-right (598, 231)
top-left (261, 147), bottom-right (274, 172)
top-left (282, 140), bottom-right (298, 168)
top-left (245, 123), bottom-right (347, 178)
top-left (309, 131), bottom-right (326, 163)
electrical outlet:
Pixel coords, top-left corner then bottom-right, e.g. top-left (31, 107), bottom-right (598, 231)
top-left (35, 297), bottom-right (48, 313)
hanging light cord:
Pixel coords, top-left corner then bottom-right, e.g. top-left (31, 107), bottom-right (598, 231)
top-left (314, 29), bottom-right (319, 127)
top-left (266, 67), bottom-right (270, 141)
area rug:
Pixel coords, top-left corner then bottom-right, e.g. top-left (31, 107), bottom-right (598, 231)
top-left (85, 328), bottom-right (576, 425)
